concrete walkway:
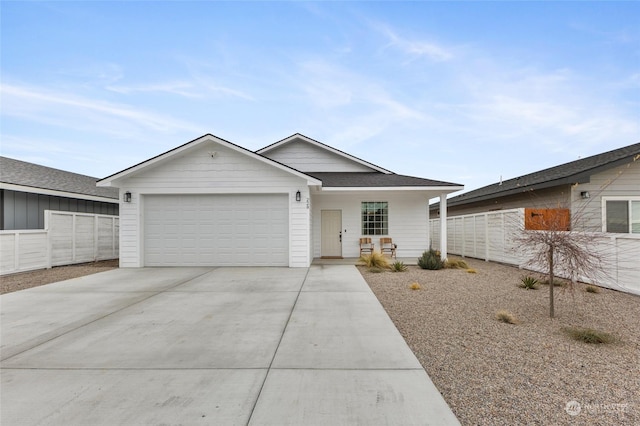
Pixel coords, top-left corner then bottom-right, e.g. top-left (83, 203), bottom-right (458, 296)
top-left (1, 265), bottom-right (459, 425)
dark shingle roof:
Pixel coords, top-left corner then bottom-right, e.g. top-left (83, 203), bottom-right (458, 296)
top-left (443, 142), bottom-right (640, 207)
top-left (0, 156), bottom-right (119, 200)
top-left (308, 172), bottom-right (462, 188)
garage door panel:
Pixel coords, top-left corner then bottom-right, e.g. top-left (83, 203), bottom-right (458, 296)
top-left (144, 194), bottom-right (289, 266)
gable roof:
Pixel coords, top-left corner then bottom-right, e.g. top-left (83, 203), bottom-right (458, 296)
top-left (0, 156), bottom-right (119, 201)
top-left (97, 133), bottom-right (322, 187)
top-left (440, 142), bottom-right (640, 208)
top-left (308, 172), bottom-right (462, 190)
top-left (256, 133), bottom-right (393, 174)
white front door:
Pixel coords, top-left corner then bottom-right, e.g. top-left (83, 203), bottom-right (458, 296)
top-left (321, 210), bottom-right (342, 258)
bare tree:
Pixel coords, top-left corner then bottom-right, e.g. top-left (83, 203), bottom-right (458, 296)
top-left (514, 208), bottom-right (604, 318)
top-left (514, 154), bottom-right (640, 318)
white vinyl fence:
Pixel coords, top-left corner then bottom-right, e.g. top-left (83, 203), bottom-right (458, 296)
top-left (0, 210), bottom-right (119, 276)
top-left (430, 208), bottom-right (640, 296)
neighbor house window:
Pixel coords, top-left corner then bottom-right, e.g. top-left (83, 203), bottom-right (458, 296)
top-left (362, 202), bottom-right (388, 235)
top-left (604, 198), bottom-right (640, 234)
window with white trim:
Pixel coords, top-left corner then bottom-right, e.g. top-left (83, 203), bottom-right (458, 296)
top-left (361, 201), bottom-right (388, 235)
top-left (604, 198), bottom-right (640, 234)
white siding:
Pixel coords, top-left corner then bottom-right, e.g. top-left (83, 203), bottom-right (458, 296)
top-left (311, 192), bottom-right (430, 258)
top-left (571, 159), bottom-right (640, 232)
top-left (262, 140), bottom-right (375, 172)
top-left (115, 143), bottom-right (311, 267)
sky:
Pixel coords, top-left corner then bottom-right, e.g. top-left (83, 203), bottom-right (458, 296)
top-left (1, 1), bottom-right (639, 196)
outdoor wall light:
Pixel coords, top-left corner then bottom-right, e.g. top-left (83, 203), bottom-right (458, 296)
top-left (580, 191), bottom-right (590, 199)
top-left (124, 191), bottom-right (132, 203)
top-left (296, 190), bottom-right (301, 202)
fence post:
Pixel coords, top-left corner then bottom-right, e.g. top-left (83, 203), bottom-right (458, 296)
top-left (484, 212), bottom-right (489, 261)
top-left (13, 232), bottom-right (20, 272)
top-left (72, 213), bottom-right (76, 263)
top-left (112, 217), bottom-right (116, 258)
top-left (94, 215), bottom-right (99, 261)
top-left (45, 210), bottom-right (52, 269)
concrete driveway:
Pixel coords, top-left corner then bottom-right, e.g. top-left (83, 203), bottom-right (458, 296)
top-left (1, 265), bottom-right (459, 425)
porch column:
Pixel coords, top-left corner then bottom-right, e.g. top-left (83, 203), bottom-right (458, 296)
top-left (440, 193), bottom-right (448, 261)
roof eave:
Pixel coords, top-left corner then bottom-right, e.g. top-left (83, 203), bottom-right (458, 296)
top-left (0, 182), bottom-right (119, 203)
top-left (318, 185), bottom-right (464, 192)
top-left (443, 150), bottom-right (640, 208)
top-left (444, 178), bottom-right (579, 208)
top-left (97, 133), bottom-right (322, 187)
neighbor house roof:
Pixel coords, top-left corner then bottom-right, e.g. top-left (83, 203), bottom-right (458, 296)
top-left (308, 172), bottom-right (463, 190)
top-left (0, 156), bottom-right (119, 201)
top-left (435, 142), bottom-right (640, 208)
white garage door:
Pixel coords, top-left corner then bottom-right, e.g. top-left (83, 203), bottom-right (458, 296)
top-left (144, 194), bottom-right (288, 266)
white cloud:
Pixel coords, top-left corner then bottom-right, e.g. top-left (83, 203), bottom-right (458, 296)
top-left (371, 21), bottom-right (453, 62)
top-left (294, 59), bottom-right (427, 147)
top-left (58, 62), bottom-right (124, 86)
top-left (107, 77), bottom-right (255, 101)
top-left (0, 82), bottom-right (202, 137)
top-left (107, 81), bottom-right (203, 98)
top-left (451, 64), bottom-right (640, 152)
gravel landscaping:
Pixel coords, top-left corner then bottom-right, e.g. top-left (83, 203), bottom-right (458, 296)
top-left (360, 257), bottom-right (639, 426)
top-left (2, 258), bottom-right (637, 425)
top-left (0, 260), bottom-right (119, 294)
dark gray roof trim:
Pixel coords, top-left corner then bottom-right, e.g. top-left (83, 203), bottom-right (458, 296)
top-left (0, 156), bottom-right (119, 200)
top-left (308, 172), bottom-right (462, 188)
top-left (444, 142), bottom-right (640, 207)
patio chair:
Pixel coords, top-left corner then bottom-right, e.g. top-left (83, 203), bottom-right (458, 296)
top-left (380, 238), bottom-right (397, 258)
top-left (359, 238), bottom-right (374, 256)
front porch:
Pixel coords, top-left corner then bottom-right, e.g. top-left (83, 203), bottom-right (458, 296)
top-left (312, 257), bottom-right (419, 266)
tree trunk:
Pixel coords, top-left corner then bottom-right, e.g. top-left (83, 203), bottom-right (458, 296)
top-left (548, 245), bottom-right (555, 318)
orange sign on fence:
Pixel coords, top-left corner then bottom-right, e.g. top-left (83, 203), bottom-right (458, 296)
top-left (524, 208), bottom-right (570, 231)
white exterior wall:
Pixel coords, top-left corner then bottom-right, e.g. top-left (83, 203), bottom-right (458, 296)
top-left (262, 141), bottom-right (374, 172)
top-left (312, 192), bottom-right (430, 258)
top-left (114, 143), bottom-right (312, 267)
top-left (571, 159), bottom-right (640, 232)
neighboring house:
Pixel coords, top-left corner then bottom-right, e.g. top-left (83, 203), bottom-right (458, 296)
top-left (430, 143), bottom-right (640, 234)
top-left (0, 156), bottom-right (119, 230)
top-left (97, 133), bottom-right (463, 268)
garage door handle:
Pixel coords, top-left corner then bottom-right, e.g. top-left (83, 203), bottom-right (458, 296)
top-left (339, 233), bottom-right (342, 242)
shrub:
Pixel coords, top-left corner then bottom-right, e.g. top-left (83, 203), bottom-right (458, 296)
top-left (495, 310), bottom-right (518, 324)
top-left (585, 285), bottom-right (601, 294)
top-left (563, 327), bottom-right (613, 344)
top-left (409, 282), bottom-right (421, 290)
top-left (391, 261), bottom-right (408, 272)
top-left (417, 249), bottom-right (444, 270)
top-left (519, 275), bottom-right (539, 290)
top-left (360, 252), bottom-right (390, 269)
top-left (466, 269), bottom-right (477, 274)
top-left (445, 259), bottom-right (469, 269)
